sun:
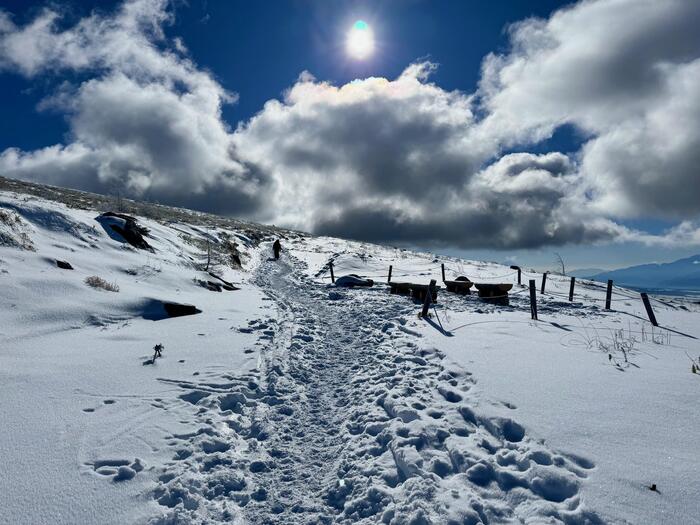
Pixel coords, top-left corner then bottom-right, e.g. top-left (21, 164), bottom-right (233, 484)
top-left (346, 20), bottom-right (374, 60)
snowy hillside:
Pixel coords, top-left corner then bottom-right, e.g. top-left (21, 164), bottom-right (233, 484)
top-left (1, 180), bottom-right (699, 525)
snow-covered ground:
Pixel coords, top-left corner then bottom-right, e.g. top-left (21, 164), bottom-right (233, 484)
top-left (1, 183), bottom-right (698, 524)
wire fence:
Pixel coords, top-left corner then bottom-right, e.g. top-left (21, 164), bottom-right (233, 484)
top-left (317, 258), bottom-right (696, 337)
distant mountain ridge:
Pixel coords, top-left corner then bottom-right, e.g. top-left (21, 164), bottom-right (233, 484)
top-left (569, 268), bottom-right (606, 279)
top-left (591, 255), bottom-right (700, 290)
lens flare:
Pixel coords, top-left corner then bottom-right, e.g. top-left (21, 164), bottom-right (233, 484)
top-left (346, 20), bottom-right (374, 60)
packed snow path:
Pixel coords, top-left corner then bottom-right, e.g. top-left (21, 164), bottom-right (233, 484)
top-left (151, 254), bottom-right (602, 524)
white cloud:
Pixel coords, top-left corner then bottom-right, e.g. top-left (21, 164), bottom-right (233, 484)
top-left (0, 0), bottom-right (263, 214)
top-left (479, 0), bottom-right (700, 218)
top-left (235, 68), bottom-right (621, 248)
top-left (1, 0), bottom-right (700, 249)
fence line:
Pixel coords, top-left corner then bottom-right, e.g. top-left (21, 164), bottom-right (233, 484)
top-left (318, 259), bottom-right (694, 332)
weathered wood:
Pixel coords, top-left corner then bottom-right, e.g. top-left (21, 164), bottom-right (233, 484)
top-left (605, 279), bottom-right (613, 310)
top-left (411, 283), bottom-right (439, 302)
top-left (390, 281), bottom-right (440, 302)
top-left (510, 265), bottom-right (521, 285)
top-left (389, 281), bottom-right (412, 295)
top-left (540, 272), bottom-right (547, 294)
top-left (388, 265), bottom-right (392, 283)
top-left (444, 279), bottom-right (473, 295)
top-left (529, 280), bottom-right (538, 320)
top-left (474, 283), bottom-right (512, 306)
top-left (329, 262), bottom-right (335, 283)
top-left (640, 293), bottom-right (658, 326)
top-left (421, 279), bottom-right (436, 317)
top-left (569, 277), bottom-right (575, 302)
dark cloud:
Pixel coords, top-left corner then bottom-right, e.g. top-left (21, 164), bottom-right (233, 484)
top-left (1, 0), bottom-right (700, 248)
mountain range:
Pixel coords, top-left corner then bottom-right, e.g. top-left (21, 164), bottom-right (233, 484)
top-left (588, 255), bottom-right (700, 291)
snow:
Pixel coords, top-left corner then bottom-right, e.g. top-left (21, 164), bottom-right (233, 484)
top-left (1, 185), bottom-right (699, 524)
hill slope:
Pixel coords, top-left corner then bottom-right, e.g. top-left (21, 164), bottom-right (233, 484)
top-left (1, 178), bottom-right (699, 524)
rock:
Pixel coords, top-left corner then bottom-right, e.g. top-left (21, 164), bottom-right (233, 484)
top-left (56, 260), bottom-right (73, 270)
top-left (207, 271), bottom-right (240, 290)
top-left (204, 280), bottom-right (223, 292)
top-left (163, 302), bottom-right (202, 318)
top-left (96, 212), bottom-right (153, 251)
top-left (335, 274), bottom-right (374, 288)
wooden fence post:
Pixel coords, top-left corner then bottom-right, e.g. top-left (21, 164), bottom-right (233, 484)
top-left (441, 263), bottom-right (446, 282)
top-left (640, 293), bottom-right (658, 326)
top-left (569, 277), bottom-right (575, 302)
top-left (540, 272), bottom-right (547, 294)
top-left (387, 265), bottom-right (393, 283)
top-left (421, 279), bottom-right (436, 318)
top-left (605, 280), bottom-right (613, 310)
top-left (329, 262), bottom-right (335, 284)
top-left (529, 280), bottom-right (538, 320)
top-left (510, 265), bottom-right (521, 285)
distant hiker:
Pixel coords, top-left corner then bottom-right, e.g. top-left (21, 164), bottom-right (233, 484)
top-left (230, 241), bottom-right (242, 268)
top-left (153, 343), bottom-right (164, 361)
top-left (273, 239), bottom-right (281, 260)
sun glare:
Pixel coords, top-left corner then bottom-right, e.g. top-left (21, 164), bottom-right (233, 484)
top-left (346, 20), bottom-right (374, 60)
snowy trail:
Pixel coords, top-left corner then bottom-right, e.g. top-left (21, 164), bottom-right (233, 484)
top-left (150, 254), bottom-right (603, 524)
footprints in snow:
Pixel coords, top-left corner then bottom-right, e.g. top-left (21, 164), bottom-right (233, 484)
top-left (87, 458), bottom-right (144, 482)
top-left (82, 398), bottom-right (117, 413)
top-left (144, 256), bottom-right (600, 524)
top-left (237, 317), bottom-right (276, 340)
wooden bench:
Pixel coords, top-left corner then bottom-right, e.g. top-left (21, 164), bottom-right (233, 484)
top-left (474, 283), bottom-right (513, 306)
top-left (389, 282), bottom-right (440, 302)
top-left (444, 276), bottom-right (473, 295)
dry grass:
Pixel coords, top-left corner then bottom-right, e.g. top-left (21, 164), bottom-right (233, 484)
top-left (0, 208), bottom-right (35, 251)
top-left (85, 275), bottom-right (120, 292)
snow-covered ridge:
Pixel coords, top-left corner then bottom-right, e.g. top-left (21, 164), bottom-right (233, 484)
top-left (1, 179), bottom-right (699, 524)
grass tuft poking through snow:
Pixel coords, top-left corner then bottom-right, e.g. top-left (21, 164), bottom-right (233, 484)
top-left (84, 275), bottom-right (120, 292)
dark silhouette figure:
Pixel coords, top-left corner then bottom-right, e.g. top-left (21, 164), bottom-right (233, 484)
top-left (273, 239), bottom-right (281, 260)
top-left (153, 343), bottom-right (164, 361)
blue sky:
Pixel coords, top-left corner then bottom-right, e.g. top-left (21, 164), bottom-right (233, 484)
top-left (1, 0), bottom-right (699, 272)
top-left (1, 0), bottom-right (568, 151)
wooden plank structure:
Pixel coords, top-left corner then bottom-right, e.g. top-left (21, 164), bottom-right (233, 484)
top-left (443, 276), bottom-right (473, 295)
top-left (389, 281), bottom-right (440, 302)
top-left (474, 283), bottom-right (513, 306)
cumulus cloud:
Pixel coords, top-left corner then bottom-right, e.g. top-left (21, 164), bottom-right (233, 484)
top-left (0, 0), bottom-right (265, 213)
top-left (479, 0), bottom-right (700, 218)
top-left (1, 0), bottom-right (700, 249)
top-left (233, 65), bottom-right (625, 248)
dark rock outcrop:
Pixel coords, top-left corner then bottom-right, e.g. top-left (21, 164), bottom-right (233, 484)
top-left (96, 212), bottom-right (153, 251)
top-left (163, 302), bottom-right (202, 318)
top-left (56, 260), bottom-right (74, 270)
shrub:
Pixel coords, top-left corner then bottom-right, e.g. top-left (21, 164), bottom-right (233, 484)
top-left (85, 275), bottom-right (119, 292)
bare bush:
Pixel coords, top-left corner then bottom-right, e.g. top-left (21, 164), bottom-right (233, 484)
top-left (179, 230), bottom-right (242, 271)
top-left (85, 275), bottom-right (119, 292)
top-left (641, 324), bottom-right (671, 345)
top-left (597, 328), bottom-right (637, 368)
top-left (569, 321), bottom-right (639, 370)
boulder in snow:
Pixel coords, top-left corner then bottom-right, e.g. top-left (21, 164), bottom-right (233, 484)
top-left (56, 259), bottom-right (74, 270)
top-left (95, 212), bottom-right (153, 251)
top-left (163, 302), bottom-right (202, 318)
top-left (335, 274), bottom-right (374, 288)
